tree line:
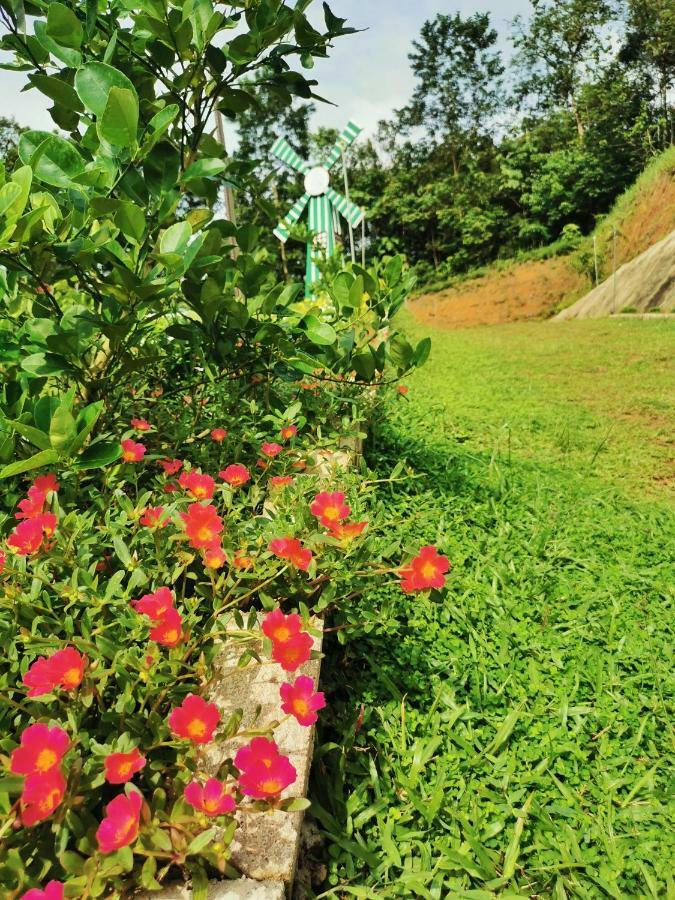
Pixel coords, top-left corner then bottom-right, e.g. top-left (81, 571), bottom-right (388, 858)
top-left (233, 0), bottom-right (675, 286)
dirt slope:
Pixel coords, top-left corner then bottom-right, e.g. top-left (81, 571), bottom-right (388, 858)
top-left (411, 150), bottom-right (675, 330)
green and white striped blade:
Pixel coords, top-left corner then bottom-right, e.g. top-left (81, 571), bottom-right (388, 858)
top-left (273, 192), bottom-right (310, 243)
top-left (326, 186), bottom-right (365, 228)
top-left (325, 120), bottom-right (362, 170)
top-left (271, 136), bottom-right (309, 174)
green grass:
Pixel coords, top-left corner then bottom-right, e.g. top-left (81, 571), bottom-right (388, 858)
top-left (313, 318), bottom-right (675, 898)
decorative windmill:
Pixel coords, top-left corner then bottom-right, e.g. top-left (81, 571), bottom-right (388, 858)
top-left (271, 120), bottom-right (365, 297)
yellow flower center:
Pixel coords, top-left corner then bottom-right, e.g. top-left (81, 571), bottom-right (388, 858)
top-left (39, 787), bottom-right (62, 812)
top-left (197, 526), bottom-right (213, 542)
top-left (62, 667), bottom-right (81, 688)
top-left (118, 761), bottom-right (133, 777)
top-left (187, 719), bottom-right (207, 738)
top-left (36, 748), bottom-right (58, 772)
top-left (163, 629), bottom-right (179, 643)
top-left (293, 698), bottom-right (310, 716)
top-left (260, 778), bottom-right (281, 794)
top-left (323, 506), bottom-right (339, 520)
top-left (421, 561), bottom-right (437, 580)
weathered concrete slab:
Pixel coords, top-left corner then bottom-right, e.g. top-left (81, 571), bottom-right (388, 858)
top-left (137, 618), bottom-right (323, 899)
top-left (205, 618), bottom-right (323, 886)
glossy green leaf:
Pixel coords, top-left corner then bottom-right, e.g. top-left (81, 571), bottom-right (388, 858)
top-left (18, 131), bottom-right (85, 188)
top-left (160, 221), bottom-right (192, 254)
top-left (97, 87), bottom-right (139, 146)
top-left (303, 315), bottom-right (336, 346)
top-left (0, 448), bottom-right (60, 479)
top-left (72, 440), bottom-right (122, 470)
top-left (46, 2), bottom-right (83, 49)
top-left (75, 62), bottom-right (137, 117)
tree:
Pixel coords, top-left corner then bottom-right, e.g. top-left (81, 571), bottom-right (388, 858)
top-left (621, 0), bottom-right (675, 143)
top-left (513, 0), bottom-right (617, 139)
top-left (0, 116), bottom-right (23, 171)
top-left (390, 12), bottom-right (505, 177)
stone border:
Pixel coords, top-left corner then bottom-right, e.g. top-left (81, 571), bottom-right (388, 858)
top-left (138, 619), bottom-right (323, 900)
top-left (140, 434), bottom-right (361, 899)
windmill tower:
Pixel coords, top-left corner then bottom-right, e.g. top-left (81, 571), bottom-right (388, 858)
top-left (271, 120), bottom-right (365, 297)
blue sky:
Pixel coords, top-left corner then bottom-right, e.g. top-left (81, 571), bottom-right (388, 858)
top-left (1, 2), bottom-right (532, 138)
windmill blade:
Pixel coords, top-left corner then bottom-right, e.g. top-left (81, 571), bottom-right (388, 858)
top-left (271, 136), bottom-right (309, 174)
top-left (325, 120), bottom-right (362, 171)
top-left (273, 192), bottom-right (310, 243)
top-left (326, 187), bottom-right (365, 229)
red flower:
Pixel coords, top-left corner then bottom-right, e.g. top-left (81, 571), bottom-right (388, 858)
top-left (327, 520), bottom-right (368, 542)
top-left (272, 632), bottom-right (313, 672)
top-left (184, 778), bottom-right (236, 816)
top-left (261, 442), bottom-right (283, 458)
top-left (270, 476), bottom-right (293, 488)
top-left (104, 748), bottom-right (146, 784)
top-left (178, 470), bottom-right (215, 500)
top-left (33, 474), bottom-right (59, 494)
top-left (132, 587), bottom-right (174, 620)
top-left (140, 506), bottom-right (169, 529)
top-left (280, 675), bottom-right (326, 727)
top-left (280, 425), bottom-right (297, 441)
top-left (96, 790), bottom-right (143, 854)
top-left (16, 487), bottom-right (46, 520)
top-left (262, 609), bottom-right (303, 644)
top-left (20, 769), bottom-right (66, 827)
top-left (234, 738), bottom-right (296, 799)
top-left (121, 439), bottom-right (146, 462)
top-left (400, 546), bottom-right (450, 593)
top-left (219, 464), bottom-right (251, 487)
top-left (203, 542), bottom-right (226, 569)
top-left (149, 608), bottom-right (183, 647)
top-left (8, 519), bottom-right (47, 555)
top-left (397, 385), bottom-right (409, 395)
top-left (232, 551), bottom-right (253, 570)
top-left (11, 724), bottom-right (69, 775)
top-left (210, 428), bottom-right (227, 442)
top-left (180, 503), bottom-right (224, 549)
top-left (164, 482), bottom-right (178, 493)
top-left (310, 491), bottom-right (350, 527)
top-left (20, 880), bottom-right (65, 900)
top-left (34, 512), bottom-right (57, 537)
top-left (158, 458), bottom-right (182, 475)
top-left (269, 537), bottom-right (312, 571)
top-left (23, 647), bottom-right (85, 697)
top-left (130, 418), bottom-right (151, 432)
top-left (168, 694), bottom-right (220, 744)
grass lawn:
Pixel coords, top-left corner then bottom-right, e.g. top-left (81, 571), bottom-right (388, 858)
top-left (312, 317), bottom-right (675, 898)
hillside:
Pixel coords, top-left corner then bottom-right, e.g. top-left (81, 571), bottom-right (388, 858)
top-left (410, 147), bottom-right (675, 329)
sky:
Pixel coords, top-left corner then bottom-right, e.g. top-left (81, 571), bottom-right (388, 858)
top-left (0, 1), bottom-right (532, 140)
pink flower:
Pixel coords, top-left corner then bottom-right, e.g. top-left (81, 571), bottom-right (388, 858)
top-left (140, 506), bottom-right (169, 529)
top-left (158, 458), bottom-right (182, 475)
top-left (310, 491), bottom-right (350, 527)
top-left (23, 647), bottom-right (85, 697)
top-left (20, 769), bottom-right (66, 827)
top-left (20, 880), bottom-right (65, 900)
top-left (104, 748), bottom-right (146, 784)
top-left (32, 474), bottom-right (59, 494)
top-left (219, 464), bottom-right (251, 487)
top-left (11, 723), bottom-right (70, 776)
top-left (169, 694), bottom-right (220, 744)
top-left (210, 428), bottom-right (227, 442)
top-left (184, 778), bottom-right (236, 816)
top-left (121, 439), bottom-right (146, 463)
top-left (261, 442), bottom-right (283, 458)
top-left (234, 737), bottom-right (296, 799)
top-left (148, 607), bottom-right (183, 647)
top-left (280, 675), bottom-right (326, 727)
top-left (400, 546), bottom-right (450, 593)
top-left (178, 470), bottom-right (216, 500)
top-left (96, 790), bottom-right (143, 853)
top-left (269, 537), bottom-right (312, 571)
top-left (132, 587), bottom-right (174, 620)
top-left (203, 542), bottom-right (226, 569)
top-left (16, 487), bottom-right (46, 520)
top-left (130, 418), bottom-right (151, 432)
top-left (270, 476), bottom-right (293, 488)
